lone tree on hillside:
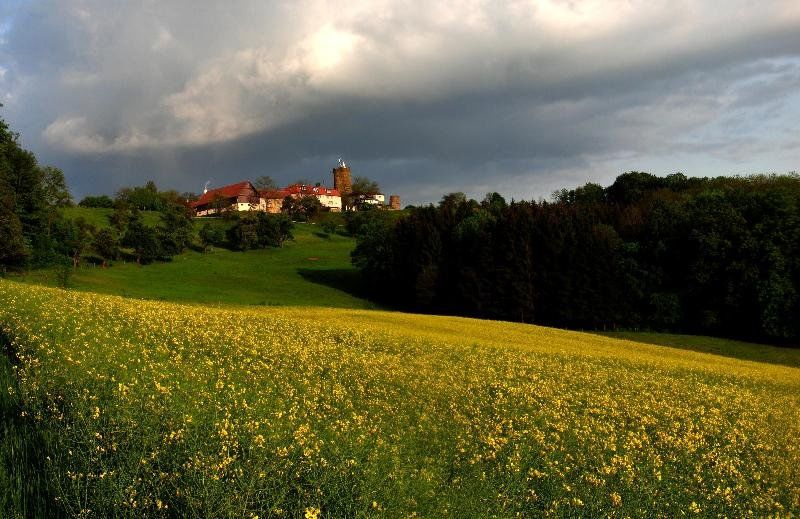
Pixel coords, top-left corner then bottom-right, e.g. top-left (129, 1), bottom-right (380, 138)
top-left (41, 166), bottom-right (73, 208)
top-left (199, 222), bottom-right (225, 251)
top-left (123, 210), bottom-right (161, 264)
top-left (157, 201), bottom-right (194, 256)
top-left (109, 202), bottom-right (129, 232)
top-left (282, 195), bottom-right (323, 221)
top-left (265, 214), bottom-right (293, 247)
top-left (92, 228), bottom-right (119, 268)
top-left (63, 217), bottom-right (95, 268)
top-left (226, 213), bottom-right (260, 251)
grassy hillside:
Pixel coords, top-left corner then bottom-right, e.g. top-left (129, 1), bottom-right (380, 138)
top-left (22, 221), bottom-right (375, 309)
top-left (1, 280), bottom-right (799, 517)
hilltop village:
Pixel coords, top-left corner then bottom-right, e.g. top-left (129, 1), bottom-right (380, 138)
top-left (192, 160), bottom-right (401, 216)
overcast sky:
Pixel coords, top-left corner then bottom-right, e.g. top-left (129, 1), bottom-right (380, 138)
top-left (1, 1), bottom-right (799, 204)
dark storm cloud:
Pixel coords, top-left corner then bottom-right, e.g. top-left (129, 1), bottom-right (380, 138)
top-left (1, 1), bottom-right (799, 203)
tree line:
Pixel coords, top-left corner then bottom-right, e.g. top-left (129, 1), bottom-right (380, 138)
top-left (72, 198), bottom-right (294, 265)
top-left (1, 113), bottom-right (73, 269)
top-left (44, 190), bottom-right (294, 267)
top-left (352, 172), bottom-right (800, 344)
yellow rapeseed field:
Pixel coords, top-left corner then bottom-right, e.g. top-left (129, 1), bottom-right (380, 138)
top-left (1, 279), bottom-right (799, 517)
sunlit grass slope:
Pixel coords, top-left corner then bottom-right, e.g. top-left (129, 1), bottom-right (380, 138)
top-left (1, 280), bottom-right (798, 517)
top-left (22, 223), bottom-right (375, 309)
top-left (62, 206), bottom-right (161, 228)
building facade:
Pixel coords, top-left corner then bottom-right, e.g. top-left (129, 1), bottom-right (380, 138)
top-left (192, 181), bottom-right (260, 216)
top-left (355, 193), bottom-right (386, 206)
top-left (192, 160), bottom-right (391, 216)
top-left (194, 181), bottom-right (343, 215)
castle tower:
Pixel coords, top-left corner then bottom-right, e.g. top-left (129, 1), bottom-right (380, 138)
top-left (332, 157), bottom-right (352, 195)
top-left (389, 195), bottom-right (401, 210)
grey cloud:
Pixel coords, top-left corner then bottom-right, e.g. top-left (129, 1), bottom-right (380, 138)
top-left (1, 1), bottom-right (799, 204)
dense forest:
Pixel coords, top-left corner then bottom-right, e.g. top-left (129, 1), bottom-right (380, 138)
top-left (352, 173), bottom-right (800, 344)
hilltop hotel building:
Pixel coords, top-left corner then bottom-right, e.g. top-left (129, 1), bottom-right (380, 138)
top-left (191, 160), bottom-right (398, 216)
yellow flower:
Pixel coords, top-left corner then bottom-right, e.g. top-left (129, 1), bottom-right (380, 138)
top-left (2, 278), bottom-right (800, 517)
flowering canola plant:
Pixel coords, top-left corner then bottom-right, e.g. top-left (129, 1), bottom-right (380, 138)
top-left (1, 279), bottom-right (799, 517)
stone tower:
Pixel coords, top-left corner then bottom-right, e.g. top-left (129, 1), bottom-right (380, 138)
top-left (332, 157), bottom-right (352, 195)
top-left (389, 195), bottom-right (401, 210)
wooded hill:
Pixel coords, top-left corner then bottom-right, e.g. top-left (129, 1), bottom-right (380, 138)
top-left (353, 173), bottom-right (800, 344)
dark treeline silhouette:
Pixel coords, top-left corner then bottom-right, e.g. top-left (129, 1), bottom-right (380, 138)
top-left (0, 112), bottom-right (74, 269)
top-left (352, 172), bottom-right (800, 344)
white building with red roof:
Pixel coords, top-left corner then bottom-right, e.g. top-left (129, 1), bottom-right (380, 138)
top-left (192, 181), bottom-right (261, 216)
top-left (193, 181), bottom-right (342, 216)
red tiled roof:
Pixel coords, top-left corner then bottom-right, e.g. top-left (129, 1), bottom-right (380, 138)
top-left (193, 181), bottom-right (342, 208)
top-left (192, 181), bottom-right (253, 208)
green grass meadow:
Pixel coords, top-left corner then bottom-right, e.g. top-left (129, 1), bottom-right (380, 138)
top-left (62, 206), bottom-right (162, 228)
top-left (25, 212), bottom-right (376, 309)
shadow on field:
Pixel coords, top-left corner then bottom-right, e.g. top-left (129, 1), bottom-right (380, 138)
top-left (296, 268), bottom-right (382, 307)
top-left (0, 334), bottom-right (62, 517)
top-left (593, 331), bottom-right (800, 369)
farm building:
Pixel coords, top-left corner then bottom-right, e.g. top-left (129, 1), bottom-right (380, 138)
top-left (192, 181), bottom-right (260, 216)
top-left (354, 193), bottom-right (386, 206)
top-left (193, 181), bottom-right (342, 216)
top-left (258, 189), bottom-right (291, 214)
top-left (192, 159), bottom-right (395, 216)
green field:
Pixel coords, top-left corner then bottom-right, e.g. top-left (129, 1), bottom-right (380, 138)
top-left (23, 218), bottom-right (375, 309)
top-left (62, 206), bottom-right (162, 228)
top-left (1, 208), bottom-right (799, 516)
